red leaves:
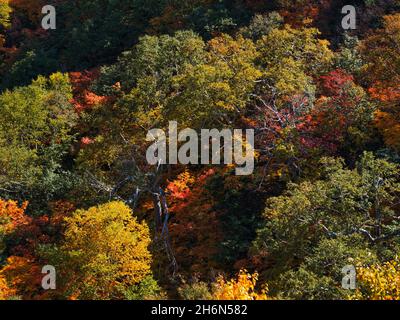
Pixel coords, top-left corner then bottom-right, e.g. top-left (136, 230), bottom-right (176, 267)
top-left (166, 169), bottom-right (222, 274)
top-left (69, 69), bottom-right (108, 113)
top-left (80, 136), bottom-right (94, 146)
top-left (319, 69), bottom-right (354, 96)
top-left (297, 69), bottom-right (365, 153)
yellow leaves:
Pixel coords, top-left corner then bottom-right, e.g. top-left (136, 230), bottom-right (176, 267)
top-left (206, 34), bottom-right (262, 108)
top-left (303, 17), bottom-right (313, 26)
top-left (61, 202), bottom-right (153, 298)
top-left (318, 39), bottom-right (330, 48)
top-left (0, 274), bottom-right (16, 300)
top-left (258, 24), bottom-right (333, 71)
top-left (0, 0), bottom-right (11, 29)
top-left (167, 170), bottom-right (195, 192)
top-left (134, 103), bottom-right (163, 128)
top-left (213, 270), bottom-right (269, 300)
top-left (207, 34), bottom-right (260, 66)
top-left (352, 259), bottom-right (400, 300)
top-left (257, 24), bottom-right (332, 102)
top-left (266, 57), bottom-right (312, 98)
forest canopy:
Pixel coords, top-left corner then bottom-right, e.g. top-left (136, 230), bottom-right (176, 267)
top-left (1, 0), bottom-right (400, 300)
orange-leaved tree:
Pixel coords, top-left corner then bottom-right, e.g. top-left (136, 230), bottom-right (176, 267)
top-left (361, 14), bottom-right (400, 150)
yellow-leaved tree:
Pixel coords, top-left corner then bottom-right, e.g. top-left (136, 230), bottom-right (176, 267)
top-left (44, 201), bottom-right (158, 300)
top-left (352, 259), bottom-right (400, 300)
top-left (0, 274), bottom-right (16, 300)
top-left (212, 270), bottom-right (269, 300)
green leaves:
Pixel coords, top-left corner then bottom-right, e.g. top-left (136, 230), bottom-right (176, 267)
top-left (0, 73), bottom-right (77, 202)
top-left (95, 31), bottom-right (261, 129)
top-left (253, 153), bottom-right (400, 298)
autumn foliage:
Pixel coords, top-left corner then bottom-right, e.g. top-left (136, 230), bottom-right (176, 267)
top-left (167, 169), bottom-right (223, 275)
top-left (353, 260), bottom-right (400, 300)
top-left (1, 0), bottom-right (400, 301)
top-left (212, 270), bottom-right (269, 300)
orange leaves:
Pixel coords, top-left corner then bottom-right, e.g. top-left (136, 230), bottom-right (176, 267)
top-left (362, 14), bottom-right (400, 151)
top-left (374, 110), bottom-right (400, 150)
top-left (167, 169), bottom-right (214, 208)
top-left (279, 5), bottom-right (320, 28)
top-left (166, 170), bottom-right (195, 201)
top-left (361, 14), bottom-right (400, 85)
top-left (0, 256), bottom-right (42, 299)
top-left (369, 82), bottom-right (400, 103)
top-left (213, 270), bottom-right (269, 300)
top-left (80, 136), bottom-right (94, 147)
top-left (0, 199), bottom-right (29, 234)
top-left (69, 70), bottom-right (108, 112)
top-left (1, 198), bottom-right (72, 258)
top-left (382, 14), bottom-right (400, 37)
